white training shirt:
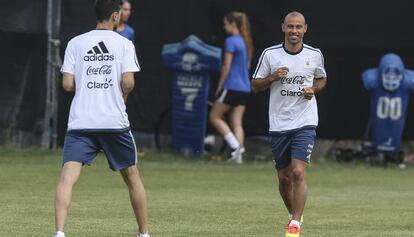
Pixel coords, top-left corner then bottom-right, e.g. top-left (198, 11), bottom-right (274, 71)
top-left (61, 29), bottom-right (140, 130)
top-left (253, 43), bottom-right (327, 132)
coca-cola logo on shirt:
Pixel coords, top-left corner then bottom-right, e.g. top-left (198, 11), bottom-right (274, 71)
top-left (86, 65), bottom-right (112, 75)
top-left (280, 76), bottom-right (305, 84)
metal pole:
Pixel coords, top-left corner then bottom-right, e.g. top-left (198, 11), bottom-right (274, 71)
top-left (42, 0), bottom-right (61, 149)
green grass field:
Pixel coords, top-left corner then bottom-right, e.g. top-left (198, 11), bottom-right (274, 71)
top-left (0, 148), bottom-right (413, 237)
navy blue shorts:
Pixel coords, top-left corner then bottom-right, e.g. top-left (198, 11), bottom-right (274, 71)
top-left (62, 129), bottom-right (138, 171)
top-left (269, 126), bottom-right (316, 170)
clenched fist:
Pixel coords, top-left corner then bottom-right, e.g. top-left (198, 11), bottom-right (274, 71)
top-left (303, 87), bottom-right (314, 100)
top-left (269, 67), bottom-right (289, 82)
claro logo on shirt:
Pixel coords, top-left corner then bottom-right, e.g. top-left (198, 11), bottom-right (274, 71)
top-left (87, 78), bottom-right (113, 89)
top-left (83, 41), bottom-right (114, 61)
top-left (281, 88), bottom-right (303, 97)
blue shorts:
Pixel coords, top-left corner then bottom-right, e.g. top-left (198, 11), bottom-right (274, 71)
top-left (62, 129), bottom-right (138, 171)
top-left (269, 126), bottom-right (316, 170)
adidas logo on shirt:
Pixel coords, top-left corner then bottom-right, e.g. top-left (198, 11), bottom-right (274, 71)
top-left (83, 41), bottom-right (114, 61)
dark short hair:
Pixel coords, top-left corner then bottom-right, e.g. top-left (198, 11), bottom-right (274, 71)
top-left (95, 0), bottom-right (122, 22)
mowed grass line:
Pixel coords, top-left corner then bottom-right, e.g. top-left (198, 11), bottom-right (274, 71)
top-left (0, 148), bottom-right (413, 237)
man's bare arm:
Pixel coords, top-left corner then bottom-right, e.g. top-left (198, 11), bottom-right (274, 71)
top-left (251, 67), bottom-right (289, 93)
top-left (122, 72), bottom-right (135, 102)
top-left (62, 73), bottom-right (75, 92)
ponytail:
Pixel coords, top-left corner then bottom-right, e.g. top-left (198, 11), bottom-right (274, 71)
top-left (238, 13), bottom-right (254, 63)
top-left (225, 11), bottom-right (254, 64)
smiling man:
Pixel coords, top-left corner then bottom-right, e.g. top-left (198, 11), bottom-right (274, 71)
top-left (251, 11), bottom-right (327, 237)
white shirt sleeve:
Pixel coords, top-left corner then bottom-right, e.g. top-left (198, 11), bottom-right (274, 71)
top-left (315, 51), bottom-right (327, 79)
top-left (121, 41), bottom-right (140, 73)
top-left (253, 50), bottom-right (271, 79)
top-left (61, 41), bottom-right (75, 74)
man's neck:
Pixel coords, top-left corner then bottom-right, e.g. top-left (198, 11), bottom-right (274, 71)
top-left (96, 21), bottom-right (115, 31)
top-left (284, 41), bottom-right (303, 54)
top-left (117, 21), bottom-right (126, 31)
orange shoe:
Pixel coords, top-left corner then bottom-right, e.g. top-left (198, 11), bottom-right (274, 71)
top-left (285, 224), bottom-right (300, 237)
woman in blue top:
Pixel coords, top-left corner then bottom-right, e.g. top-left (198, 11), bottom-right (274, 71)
top-left (117, 0), bottom-right (135, 41)
top-left (209, 11), bottom-right (254, 164)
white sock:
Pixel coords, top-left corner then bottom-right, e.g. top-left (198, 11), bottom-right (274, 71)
top-left (289, 220), bottom-right (301, 229)
top-left (55, 231), bottom-right (65, 237)
top-left (224, 132), bottom-right (240, 149)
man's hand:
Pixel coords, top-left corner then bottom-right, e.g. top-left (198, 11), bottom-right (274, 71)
top-left (269, 67), bottom-right (289, 82)
top-left (251, 67), bottom-right (289, 93)
top-left (303, 87), bottom-right (314, 100)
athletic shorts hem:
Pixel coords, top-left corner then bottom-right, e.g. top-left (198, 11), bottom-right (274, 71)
top-left (61, 160), bottom-right (86, 166)
top-left (274, 157), bottom-right (309, 170)
top-left (110, 162), bottom-right (137, 171)
top-left (216, 89), bottom-right (249, 106)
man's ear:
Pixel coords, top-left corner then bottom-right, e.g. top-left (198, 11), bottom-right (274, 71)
top-left (111, 11), bottom-right (120, 22)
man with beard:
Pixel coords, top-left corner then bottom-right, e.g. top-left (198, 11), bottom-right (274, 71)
top-left (251, 11), bottom-right (327, 237)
